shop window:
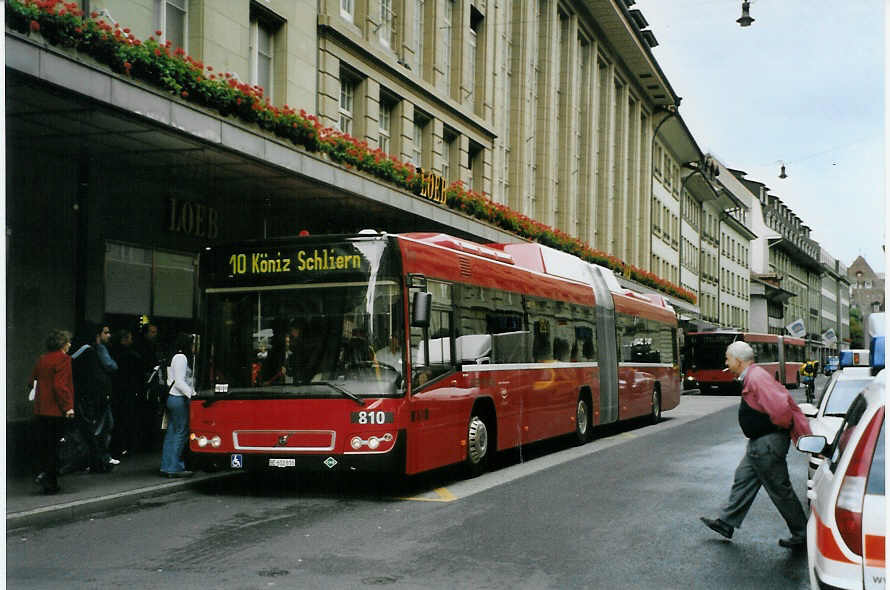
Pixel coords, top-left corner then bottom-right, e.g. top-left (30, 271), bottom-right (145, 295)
top-left (105, 243), bottom-right (195, 319)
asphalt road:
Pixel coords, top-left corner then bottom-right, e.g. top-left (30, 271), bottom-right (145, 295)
top-left (7, 393), bottom-right (814, 590)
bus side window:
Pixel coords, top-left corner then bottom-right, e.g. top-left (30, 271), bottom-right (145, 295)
top-left (571, 304), bottom-right (597, 362)
top-left (616, 313), bottom-right (636, 362)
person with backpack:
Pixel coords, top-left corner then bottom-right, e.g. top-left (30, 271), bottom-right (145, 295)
top-left (70, 322), bottom-right (116, 474)
top-left (160, 333), bottom-right (196, 478)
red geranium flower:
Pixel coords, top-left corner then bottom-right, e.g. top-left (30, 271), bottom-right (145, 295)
top-left (29, 20), bottom-right (40, 32)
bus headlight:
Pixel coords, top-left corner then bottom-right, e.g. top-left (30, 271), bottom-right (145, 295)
top-left (196, 435), bottom-right (208, 447)
top-left (210, 436), bottom-right (222, 448)
top-left (348, 433), bottom-right (393, 451)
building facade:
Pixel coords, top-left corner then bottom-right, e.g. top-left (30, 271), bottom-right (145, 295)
top-left (819, 248), bottom-right (851, 360)
top-left (848, 255), bottom-right (885, 341)
top-left (5, 0), bottom-right (710, 465)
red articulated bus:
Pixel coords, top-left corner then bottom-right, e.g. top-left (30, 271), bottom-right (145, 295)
top-left (188, 231), bottom-right (681, 476)
top-left (683, 331), bottom-right (805, 393)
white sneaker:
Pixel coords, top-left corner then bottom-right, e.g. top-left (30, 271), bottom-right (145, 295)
top-left (108, 458), bottom-right (121, 465)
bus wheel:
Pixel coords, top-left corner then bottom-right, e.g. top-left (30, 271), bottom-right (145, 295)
top-left (466, 414), bottom-right (490, 477)
top-left (574, 395), bottom-right (591, 444)
top-left (649, 390), bottom-right (662, 425)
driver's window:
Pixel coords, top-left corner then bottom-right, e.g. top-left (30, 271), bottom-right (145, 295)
top-left (411, 280), bottom-right (453, 388)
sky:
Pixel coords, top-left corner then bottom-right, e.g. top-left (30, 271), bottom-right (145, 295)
top-left (636, 0), bottom-right (886, 273)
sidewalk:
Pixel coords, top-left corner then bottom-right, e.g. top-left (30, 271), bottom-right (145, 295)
top-left (6, 450), bottom-right (236, 530)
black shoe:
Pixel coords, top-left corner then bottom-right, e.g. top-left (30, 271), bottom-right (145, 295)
top-left (778, 536), bottom-right (806, 549)
top-left (700, 517), bottom-right (734, 539)
top-left (33, 472), bottom-right (47, 487)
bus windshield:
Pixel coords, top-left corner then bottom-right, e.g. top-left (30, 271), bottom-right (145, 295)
top-left (199, 281), bottom-right (406, 398)
top-left (685, 333), bottom-right (737, 370)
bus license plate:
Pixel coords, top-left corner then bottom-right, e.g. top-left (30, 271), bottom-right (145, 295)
top-left (268, 458), bottom-right (296, 468)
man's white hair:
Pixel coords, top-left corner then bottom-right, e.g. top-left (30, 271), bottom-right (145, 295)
top-left (726, 340), bottom-right (755, 363)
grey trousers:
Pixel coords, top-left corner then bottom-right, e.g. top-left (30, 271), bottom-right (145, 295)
top-left (718, 431), bottom-right (808, 538)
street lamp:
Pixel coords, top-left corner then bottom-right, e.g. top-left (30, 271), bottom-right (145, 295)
top-left (737, 1), bottom-right (755, 27)
top-left (778, 161), bottom-right (788, 179)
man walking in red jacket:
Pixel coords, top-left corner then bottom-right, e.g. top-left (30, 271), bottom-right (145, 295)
top-left (700, 340), bottom-right (811, 548)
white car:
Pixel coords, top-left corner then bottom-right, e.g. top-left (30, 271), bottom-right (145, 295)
top-left (796, 370), bottom-right (885, 590)
top-left (799, 368), bottom-right (876, 487)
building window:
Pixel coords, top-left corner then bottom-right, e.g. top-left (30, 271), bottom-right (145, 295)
top-left (468, 7), bottom-right (484, 109)
top-left (249, 17), bottom-right (274, 97)
top-left (469, 141), bottom-right (483, 193)
top-left (341, 0), bottom-right (354, 21)
top-left (411, 115), bottom-right (426, 168)
top-left (378, 95), bottom-right (393, 154)
top-left (155, 0), bottom-right (187, 51)
top-left (442, 130), bottom-right (456, 180)
top-left (414, 0), bottom-right (424, 75)
top-left (379, 0), bottom-right (394, 48)
top-left (443, 0), bottom-right (454, 93)
top-left (339, 74), bottom-right (356, 134)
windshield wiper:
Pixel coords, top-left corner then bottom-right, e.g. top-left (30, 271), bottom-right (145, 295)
top-left (311, 381), bottom-right (366, 406)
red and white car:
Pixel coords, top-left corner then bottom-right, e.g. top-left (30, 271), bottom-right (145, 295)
top-left (797, 370), bottom-right (885, 590)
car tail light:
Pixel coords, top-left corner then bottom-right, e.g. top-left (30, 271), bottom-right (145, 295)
top-left (835, 407), bottom-right (884, 555)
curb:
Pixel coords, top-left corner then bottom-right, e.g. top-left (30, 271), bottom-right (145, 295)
top-left (6, 471), bottom-right (239, 530)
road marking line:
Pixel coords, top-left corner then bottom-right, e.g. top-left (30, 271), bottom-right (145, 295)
top-left (400, 486), bottom-right (458, 503)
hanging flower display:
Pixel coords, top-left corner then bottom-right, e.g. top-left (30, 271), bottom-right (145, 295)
top-left (5, 0), bottom-right (697, 305)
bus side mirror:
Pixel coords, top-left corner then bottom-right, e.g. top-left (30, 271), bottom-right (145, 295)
top-left (411, 291), bottom-right (431, 328)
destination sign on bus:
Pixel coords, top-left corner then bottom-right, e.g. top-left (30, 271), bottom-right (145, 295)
top-left (225, 246), bottom-right (368, 278)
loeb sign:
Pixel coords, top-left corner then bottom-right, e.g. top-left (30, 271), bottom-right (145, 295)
top-left (417, 169), bottom-right (447, 205)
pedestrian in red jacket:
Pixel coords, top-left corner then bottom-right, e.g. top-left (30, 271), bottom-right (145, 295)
top-left (30, 329), bottom-right (75, 494)
top-left (700, 340), bottom-right (811, 549)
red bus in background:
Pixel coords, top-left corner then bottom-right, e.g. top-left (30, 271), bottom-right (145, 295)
top-left (683, 331), bottom-right (805, 393)
top-left (188, 231), bottom-right (681, 476)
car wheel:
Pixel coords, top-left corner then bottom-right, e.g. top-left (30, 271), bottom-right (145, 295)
top-left (466, 414), bottom-right (490, 477)
top-left (574, 395), bottom-right (591, 445)
top-left (649, 390), bottom-right (662, 425)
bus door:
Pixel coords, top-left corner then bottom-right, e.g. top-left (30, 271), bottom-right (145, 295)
top-left (407, 279), bottom-right (464, 473)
